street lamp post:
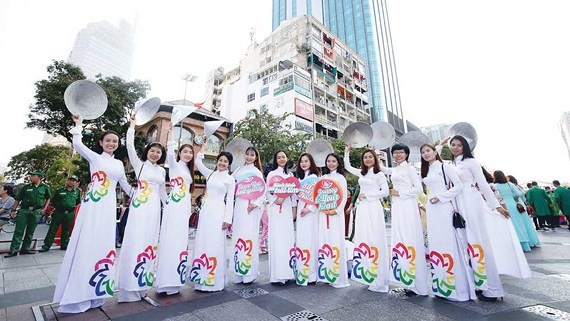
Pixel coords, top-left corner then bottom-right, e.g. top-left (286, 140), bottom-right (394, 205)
top-left (178, 73), bottom-right (198, 150)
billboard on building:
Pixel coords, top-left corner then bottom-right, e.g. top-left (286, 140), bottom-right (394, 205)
top-left (295, 98), bottom-right (314, 121)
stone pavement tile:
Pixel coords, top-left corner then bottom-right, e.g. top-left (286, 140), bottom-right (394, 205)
top-left (0, 272), bottom-right (4, 295)
top-left (163, 314), bottom-right (202, 321)
top-left (113, 291), bottom-right (242, 321)
top-left (479, 309), bottom-right (552, 321)
top-left (101, 297), bottom-right (152, 319)
top-left (33, 251), bottom-right (65, 265)
top-left (194, 299), bottom-right (280, 321)
top-left (0, 255), bottom-right (37, 270)
top-left (448, 293), bottom-right (540, 316)
top-left (0, 286), bottom-right (54, 309)
top-left (544, 300), bottom-right (570, 312)
top-left (529, 263), bottom-right (570, 275)
top-left (271, 282), bottom-right (378, 315)
top-left (6, 301), bottom-right (49, 321)
top-left (0, 308), bottom-right (6, 321)
top-left (55, 307), bottom-right (109, 321)
top-left (503, 275), bottom-right (570, 301)
top-left (321, 296), bottom-right (455, 321)
top-left (501, 284), bottom-right (553, 302)
top-left (41, 266), bottom-right (60, 285)
top-left (257, 280), bottom-right (298, 294)
top-left (405, 296), bottom-right (483, 321)
top-left (247, 293), bottom-right (304, 318)
top-left (3, 268), bottom-right (52, 293)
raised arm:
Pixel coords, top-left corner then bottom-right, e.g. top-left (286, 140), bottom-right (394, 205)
top-left (398, 165), bottom-right (423, 200)
top-left (126, 127), bottom-right (142, 169)
top-left (344, 146), bottom-right (361, 177)
top-left (194, 153), bottom-right (213, 178)
top-left (166, 141), bottom-right (177, 169)
top-left (69, 116), bottom-right (98, 163)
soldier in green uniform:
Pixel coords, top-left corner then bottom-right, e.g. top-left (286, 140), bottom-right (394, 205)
top-left (553, 180), bottom-right (570, 230)
top-left (39, 175), bottom-right (81, 252)
top-left (526, 181), bottom-right (554, 231)
top-left (5, 170), bottom-right (52, 258)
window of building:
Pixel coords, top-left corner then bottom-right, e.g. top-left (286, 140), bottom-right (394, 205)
top-left (259, 104), bottom-right (268, 113)
top-left (260, 87), bottom-right (269, 97)
top-left (204, 135), bottom-right (222, 155)
top-left (247, 93), bottom-right (255, 102)
top-left (146, 125), bottom-right (158, 143)
top-left (294, 75), bottom-right (311, 92)
top-left (167, 126), bottom-right (194, 147)
top-left (279, 75), bottom-right (293, 86)
top-left (247, 109), bottom-right (256, 118)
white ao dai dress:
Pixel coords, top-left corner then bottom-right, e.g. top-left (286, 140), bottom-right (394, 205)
top-left (53, 125), bottom-right (132, 313)
top-left (317, 170), bottom-right (349, 288)
top-left (383, 161), bottom-right (428, 295)
top-left (452, 156), bottom-right (504, 298)
top-left (156, 141), bottom-right (193, 294)
top-left (422, 161), bottom-right (473, 301)
top-left (344, 154), bottom-right (390, 292)
top-left (189, 153), bottom-right (235, 291)
top-left (118, 128), bottom-right (167, 302)
top-left (231, 163), bottom-right (265, 283)
top-left (266, 167), bottom-right (297, 283)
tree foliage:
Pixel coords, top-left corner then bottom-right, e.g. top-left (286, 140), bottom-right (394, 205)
top-left (25, 60), bottom-right (151, 186)
top-left (229, 110), bottom-right (311, 167)
top-left (26, 60), bottom-right (150, 142)
top-left (7, 144), bottom-right (78, 189)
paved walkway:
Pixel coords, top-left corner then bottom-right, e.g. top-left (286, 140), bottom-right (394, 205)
top-left (1, 223), bottom-right (570, 321)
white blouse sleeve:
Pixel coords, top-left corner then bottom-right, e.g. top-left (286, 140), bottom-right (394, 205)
top-left (344, 151), bottom-right (362, 177)
top-left (366, 173), bottom-right (390, 200)
top-left (436, 163), bottom-right (463, 204)
top-left (468, 159), bottom-right (500, 209)
top-left (194, 153), bottom-right (213, 178)
top-left (224, 176), bottom-right (236, 224)
top-left (398, 166), bottom-right (423, 200)
top-left (166, 141), bottom-right (177, 169)
top-left (127, 128), bottom-right (142, 169)
top-left (70, 125), bottom-right (97, 163)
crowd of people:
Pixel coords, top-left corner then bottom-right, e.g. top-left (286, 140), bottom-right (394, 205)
top-left (2, 114), bottom-right (570, 314)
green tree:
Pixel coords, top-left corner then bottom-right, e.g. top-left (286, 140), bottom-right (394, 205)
top-left (229, 110), bottom-right (311, 167)
top-left (434, 141), bottom-right (452, 161)
top-left (26, 60), bottom-right (151, 141)
top-left (6, 144), bottom-right (78, 189)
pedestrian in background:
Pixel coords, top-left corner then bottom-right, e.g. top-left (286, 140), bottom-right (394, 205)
top-left (39, 175), bottom-right (81, 252)
top-left (5, 170), bottom-right (51, 258)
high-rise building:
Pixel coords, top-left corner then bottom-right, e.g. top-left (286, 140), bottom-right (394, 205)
top-left (561, 112), bottom-right (570, 160)
top-left (68, 20), bottom-right (135, 80)
top-left (421, 123), bottom-right (453, 144)
top-left (273, 0), bottom-right (406, 135)
top-left (206, 16), bottom-right (371, 139)
top-left (272, 0), bottom-right (324, 30)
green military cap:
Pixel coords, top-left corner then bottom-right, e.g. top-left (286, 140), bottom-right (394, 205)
top-left (28, 170), bottom-right (45, 177)
top-left (68, 175), bottom-right (79, 181)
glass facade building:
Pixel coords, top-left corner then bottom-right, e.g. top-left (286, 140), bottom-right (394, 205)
top-left (273, 0), bottom-right (324, 31)
top-left (273, 0), bottom-right (406, 134)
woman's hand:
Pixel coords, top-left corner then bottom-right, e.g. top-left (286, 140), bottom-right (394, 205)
top-left (497, 207), bottom-right (510, 219)
top-left (222, 222), bottom-right (230, 230)
top-left (429, 197), bottom-right (439, 204)
top-left (345, 144), bottom-right (351, 153)
top-left (358, 192), bottom-right (366, 200)
top-left (129, 115), bottom-right (136, 129)
top-left (390, 189), bottom-right (400, 197)
top-left (72, 114), bottom-right (83, 126)
top-left (247, 203), bottom-right (258, 213)
top-left (300, 207), bottom-right (310, 217)
top-left (275, 197), bottom-right (284, 205)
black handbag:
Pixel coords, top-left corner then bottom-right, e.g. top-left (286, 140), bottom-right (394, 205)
top-left (442, 164), bottom-right (466, 229)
